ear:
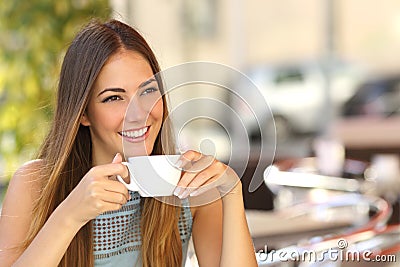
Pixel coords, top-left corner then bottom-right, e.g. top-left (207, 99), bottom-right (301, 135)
top-left (80, 113), bottom-right (91, 126)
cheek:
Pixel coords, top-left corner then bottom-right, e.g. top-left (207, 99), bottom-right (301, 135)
top-left (90, 107), bottom-right (124, 130)
top-left (150, 99), bottom-right (164, 122)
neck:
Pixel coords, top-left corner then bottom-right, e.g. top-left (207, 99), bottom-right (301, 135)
top-left (91, 146), bottom-right (112, 166)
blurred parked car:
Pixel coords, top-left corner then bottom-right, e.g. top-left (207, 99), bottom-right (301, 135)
top-left (243, 60), bottom-right (364, 140)
top-left (333, 74), bottom-right (400, 162)
top-left (342, 74), bottom-right (400, 117)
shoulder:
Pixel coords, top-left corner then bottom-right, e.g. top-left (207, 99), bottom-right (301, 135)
top-left (15, 159), bottom-right (45, 176)
top-left (13, 159), bottom-right (45, 183)
top-left (7, 159), bottom-right (45, 202)
top-left (0, 159), bottom-right (45, 264)
top-left (1, 159), bottom-right (45, 218)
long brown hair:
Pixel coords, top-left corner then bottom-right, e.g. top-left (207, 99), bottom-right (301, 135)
top-left (23, 19), bottom-right (182, 267)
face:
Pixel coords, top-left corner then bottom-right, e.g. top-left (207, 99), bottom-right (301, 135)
top-left (81, 50), bottom-right (163, 165)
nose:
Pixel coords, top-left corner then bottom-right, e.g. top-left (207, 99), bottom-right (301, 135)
top-left (125, 97), bottom-right (148, 122)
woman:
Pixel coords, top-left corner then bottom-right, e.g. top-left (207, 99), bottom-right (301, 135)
top-left (0, 19), bottom-right (257, 266)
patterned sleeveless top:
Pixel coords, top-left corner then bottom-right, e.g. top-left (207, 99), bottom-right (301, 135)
top-left (93, 191), bottom-right (193, 267)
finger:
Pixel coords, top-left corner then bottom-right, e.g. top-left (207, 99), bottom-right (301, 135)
top-left (112, 153), bottom-right (123, 164)
top-left (181, 150), bottom-right (202, 162)
top-left (174, 156), bottom-right (217, 198)
top-left (101, 202), bottom-right (123, 213)
top-left (100, 191), bottom-right (128, 206)
top-left (103, 179), bottom-right (130, 201)
top-left (177, 150), bottom-right (204, 171)
top-left (186, 168), bottom-right (218, 189)
top-left (178, 153), bottom-right (214, 174)
top-left (189, 178), bottom-right (220, 197)
top-left (91, 163), bottom-right (129, 179)
top-left (175, 156), bottom-right (209, 189)
top-left (181, 162), bottom-right (225, 198)
top-left (173, 171), bottom-right (197, 197)
top-left (185, 154), bottom-right (215, 174)
top-left (182, 173), bottom-right (220, 199)
top-left (178, 155), bottom-right (215, 185)
top-left (178, 159), bottom-right (218, 187)
top-left (173, 153), bottom-right (204, 196)
top-left (109, 153), bottom-right (127, 181)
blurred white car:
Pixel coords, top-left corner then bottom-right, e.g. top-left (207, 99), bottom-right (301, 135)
top-left (244, 61), bottom-right (364, 140)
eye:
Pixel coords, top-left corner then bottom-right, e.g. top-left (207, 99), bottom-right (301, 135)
top-left (102, 95), bottom-right (122, 103)
top-left (140, 87), bottom-right (159, 96)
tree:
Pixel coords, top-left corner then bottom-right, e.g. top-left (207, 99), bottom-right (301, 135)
top-left (0, 0), bottom-right (110, 185)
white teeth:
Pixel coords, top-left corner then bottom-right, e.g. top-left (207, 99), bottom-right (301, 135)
top-left (121, 127), bottom-right (148, 138)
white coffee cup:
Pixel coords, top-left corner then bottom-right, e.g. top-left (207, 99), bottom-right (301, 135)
top-left (116, 155), bottom-right (182, 197)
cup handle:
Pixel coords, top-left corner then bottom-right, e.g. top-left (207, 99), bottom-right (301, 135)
top-left (116, 162), bottom-right (140, 192)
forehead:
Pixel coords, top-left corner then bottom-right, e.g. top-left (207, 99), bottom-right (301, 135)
top-left (93, 50), bottom-right (153, 90)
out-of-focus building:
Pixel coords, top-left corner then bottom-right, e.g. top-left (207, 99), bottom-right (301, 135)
top-left (110, 0), bottom-right (400, 161)
top-left (111, 0), bottom-right (400, 73)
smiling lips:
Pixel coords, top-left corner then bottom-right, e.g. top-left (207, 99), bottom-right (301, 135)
top-left (119, 126), bottom-right (149, 142)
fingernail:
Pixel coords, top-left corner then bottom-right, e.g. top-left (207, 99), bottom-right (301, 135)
top-left (179, 189), bottom-right (190, 199)
top-left (112, 153), bottom-right (120, 163)
top-left (173, 187), bottom-right (182, 197)
top-left (176, 160), bottom-right (183, 168)
top-left (190, 190), bottom-right (199, 197)
top-left (179, 144), bottom-right (189, 153)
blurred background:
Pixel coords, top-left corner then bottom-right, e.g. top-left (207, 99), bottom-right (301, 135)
top-left (1, 0), bottom-right (400, 265)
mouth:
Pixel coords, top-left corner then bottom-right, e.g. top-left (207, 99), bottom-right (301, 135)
top-left (119, 126), bottom-right (150, 142)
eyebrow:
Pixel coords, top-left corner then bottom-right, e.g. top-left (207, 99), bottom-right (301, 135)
top-left (138, 78), bottom-right (157, 88)
top-left (97, 88), bottom-right (125, 97)
top-left (97, 78), bottom-right (157, 97)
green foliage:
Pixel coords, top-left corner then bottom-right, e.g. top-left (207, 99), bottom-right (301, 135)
top-left (0, 0), bottom-right (111, 181)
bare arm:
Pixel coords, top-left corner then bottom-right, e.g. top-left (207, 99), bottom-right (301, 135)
top-left (191, 199), bottom-right (223, 266)
top-left (0, 160), bottom-right (43, 266)
top-left (219, 183), bottom-right (257, 266)
top-left (0, 155), bottom-right (130, 267)
top-left (177, 151), bottom-right (257, 267)
top-left (0, 161), bottom-right (84, 267)
top-left (191, 184), bottom-right (257, 267)
top-left (11, 203), bottom-right (84, 267)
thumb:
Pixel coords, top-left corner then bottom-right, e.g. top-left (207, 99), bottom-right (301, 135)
top-left (112, 153), bottom-right (130, 184)
top-left (112, 153), bottom-right (123, 164)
